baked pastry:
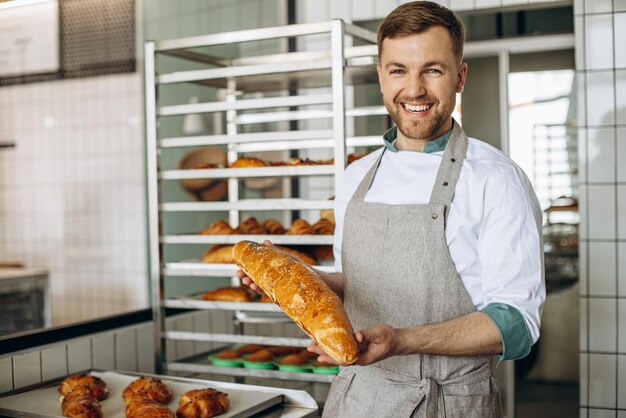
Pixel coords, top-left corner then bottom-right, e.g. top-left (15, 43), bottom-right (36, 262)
top-left (269, 346), bottom-right (302, 356)
top-left (312, 218), bottom-right (334, 235)
top-left (233, 217), bottom-right (267, 235)
top-left (276, 246), bottom-right (317, 265)
top-left (126, 398), bottom-right (174, 418)
top-left (201, 245), bottom-right (234, 264)
top-left (237, 344), bottom-right (266, 355)
top-left (232, 241), bottom-right (358, 365)
top-left (229, 157), bottom-right (268, 168)
top-left (214, 349), bottom-right (241, 360)
top-left (279, 354), bottom-right (310, 366)
top-left (311, 245), bottom-right (334, 261)
top-left (347, 152), bottom-right (368, 164)
top-left (198, 220), bottom-right (234, 235)
top-left (260, 294), bottom-right (274, 303)
top-left (177, 389), bottom-right (229, 418)
top-left (122, 376), bottom-right (173, 404)
top-left (58, 374), bottom-right (108, 401)
top-left (262, 219), bottom-right (286, 235)
top-left (202, 286), bottom-right (251, 302)
top-left (61, 393), bottom-right (103, 418)
top-left (286, 219), bottom-right (314, 235)
top-left (299, 349), bottom-right (319, 361)
top-left (245, 348), bottom-right (275, 363)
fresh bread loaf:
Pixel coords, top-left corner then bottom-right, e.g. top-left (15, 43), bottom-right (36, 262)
top-left (232, 240), bottom-right (358, 365)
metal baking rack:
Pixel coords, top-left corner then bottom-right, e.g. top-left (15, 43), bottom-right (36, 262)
top-left (145, 20), bottom-right (381, 382)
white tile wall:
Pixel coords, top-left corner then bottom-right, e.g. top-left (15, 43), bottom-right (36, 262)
top-left (586, 128), bottom-right (614, 183)
top-left (588, 298), bottom-right (616, 351)
top-left (578, 2), bottom-right (625, 415)
top-left (589, 354), bottom-right (617, 407)
top-left (0, 73), bottom-right (148, 328)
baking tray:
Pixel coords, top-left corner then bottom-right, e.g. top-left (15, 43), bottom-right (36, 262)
top-left (0, 370), bottom-right (283, 418)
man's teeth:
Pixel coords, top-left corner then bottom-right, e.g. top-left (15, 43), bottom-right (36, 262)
top-left (403, 103), bottom-right (431, 112)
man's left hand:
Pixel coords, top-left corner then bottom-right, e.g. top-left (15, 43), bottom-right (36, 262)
top-left (306, 323), bottom-right (403, 366)
top-left (354, 324), bottom-right (402, 366)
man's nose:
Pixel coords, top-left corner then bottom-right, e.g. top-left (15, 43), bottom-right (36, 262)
top-left (404, 73), bottom-right (426, 98)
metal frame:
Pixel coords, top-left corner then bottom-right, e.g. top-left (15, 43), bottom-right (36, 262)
top-left (144, 20), bottom-right (379, 380)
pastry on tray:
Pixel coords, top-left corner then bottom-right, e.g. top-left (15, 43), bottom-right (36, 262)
top-left (60, 393), bottom-right (103, 418)
top-left (201, 245), bottom-right (234, 264)
top-left (286, 219), bottom-right (314, 235)
top-left (229, 157), bottom-right (268, 168)
top-left (197, 220), bottom-right (234, 235)
top-left (244, 348), bottom-right (275, 363)
top-left (279, 354), bottom-right (310, 366)
top-left (312, 218), bottom-right (335, 235)
top-left (233, 217), bottom-right (267, 235)
top-left (177, 388), bottom-right (230, 418)
top-left (122, 376), bottom-right (173, 404)
top-left (214, 349), bottom-right (241, 360)
top-left (269, 346), bottom-right (302, 356)
top-left (237, 344), bottom-right (266, 355)
top-left (202, 286), bottom-right (252, 302)
top-left (58, 374), bottom-right (109, 401)
top-left (262, 219), bottom-right (286, 235)
top-left (125, 398), bottom-right (174, 418)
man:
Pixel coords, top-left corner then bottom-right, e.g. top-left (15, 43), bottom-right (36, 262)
top-left (240, 1), bottom-right (545, 416)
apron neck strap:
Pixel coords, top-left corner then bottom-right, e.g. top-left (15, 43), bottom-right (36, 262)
top-left (428, 120), bottom-right (468, 212)
top-left (350, 120), bottom-right (469, 204)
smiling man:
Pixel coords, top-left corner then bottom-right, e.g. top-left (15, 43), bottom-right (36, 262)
top-left (240, 1), bottom-right (545, 416)
top-left (314, 2), bottom-right (544, 417)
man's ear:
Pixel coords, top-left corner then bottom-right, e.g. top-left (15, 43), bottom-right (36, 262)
top-left (456, 62), bottom-right (468, 94)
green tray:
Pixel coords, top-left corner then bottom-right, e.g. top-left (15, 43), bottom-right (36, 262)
top-left (276, 363), bottom-right (313, 373)
top-left (208, 355), bottom-right (243, 367)
top-left (242, 360), bottom-right (277, 369)
top-left (312, 365), bottom-right (340, 375)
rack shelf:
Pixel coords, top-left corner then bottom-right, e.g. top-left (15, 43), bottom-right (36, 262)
top-left (163, 261), bottom-right (335, 277)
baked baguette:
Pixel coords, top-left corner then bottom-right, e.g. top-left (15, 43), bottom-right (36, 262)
top-left (232, 240), bottom-right (358, 365)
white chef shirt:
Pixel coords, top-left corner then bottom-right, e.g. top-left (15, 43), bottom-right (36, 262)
top-left (333, 133), bottom-right (545, 345)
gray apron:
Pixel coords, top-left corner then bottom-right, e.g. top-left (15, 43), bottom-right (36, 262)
top-left (323, 122), bottom-right (502, 418)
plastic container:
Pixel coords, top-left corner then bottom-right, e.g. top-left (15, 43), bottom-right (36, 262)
top-left (208, 355), bottom-right (243, 367)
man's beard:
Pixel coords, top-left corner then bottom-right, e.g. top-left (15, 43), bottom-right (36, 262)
top-left (386, 98), bottom-right (454, 141)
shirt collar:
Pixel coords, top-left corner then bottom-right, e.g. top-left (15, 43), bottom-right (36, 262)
top-left (382, 125), bottom-right (453, 154)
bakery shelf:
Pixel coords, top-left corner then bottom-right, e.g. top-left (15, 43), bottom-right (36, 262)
top-left (159, 94), bottom-right (333, 117)
top-left (161, 234), bottom-right (333, 245)
top-left (161, 199), bottom-right (334, 212)
top-left (146, 19), bottom-right (378, 380)
top-left (166, 362), bottom-right (334, 383)
top-left (166, 331), bottom-right (310, 347)
top-left (160, 165), bottom-right (334, 181)
top-left (163, 261), bottom-right (335, 277)
top-left (159, 129), bottom-right (334, 148)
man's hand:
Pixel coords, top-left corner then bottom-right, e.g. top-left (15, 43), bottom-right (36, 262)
top-left (306, 324), bottom-right (402, 366)
top-left (236, 239), bottom-right (273, 296)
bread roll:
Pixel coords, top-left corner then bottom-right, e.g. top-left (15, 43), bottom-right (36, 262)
top-left (61, 393), bottom-right (103, 418)
top-left (58, 374), bottom-right (108, 401)
top-left (232, 241), bottom-right (358, 365)
top-left (122, 377), bottom-right (173, 404)
top-left (262, 219), bottom-right (286, 235)
top-left (177, 389), bottom-right (229, 418)
top-left (202, 286), bottom-right (251, 302)
top-left (286, 219), bottom-right (314, 235)
top-left (125, 398), bottom-right (174, 418)
top-left (198, 220), bottom-right (234, 235)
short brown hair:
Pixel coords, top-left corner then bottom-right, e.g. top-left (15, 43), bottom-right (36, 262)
top-left (377, 1), bottom-right (465, 64)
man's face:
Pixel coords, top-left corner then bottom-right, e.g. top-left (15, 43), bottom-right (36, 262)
top-left (377, 26), bottom-right (467, 144)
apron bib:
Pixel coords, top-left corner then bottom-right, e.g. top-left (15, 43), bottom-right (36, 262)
top-left (323, 122), bottom-right (502, 418)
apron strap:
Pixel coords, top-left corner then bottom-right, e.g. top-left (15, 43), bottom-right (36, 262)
top-left (351, 149), bottom-right (385, 202)
top-left (428, 120), bottom-right (469, 220)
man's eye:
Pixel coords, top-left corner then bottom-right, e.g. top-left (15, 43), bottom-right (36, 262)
top-left (390, 69), bottom-right (404, 75)
top-left (426, 68), bottom-right (443, 75)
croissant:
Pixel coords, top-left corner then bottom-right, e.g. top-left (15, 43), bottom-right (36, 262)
top-left (198, 220), bottom-right (234, 235)
top-left (312, 218), bottom-right (335, 235)
top-left (60, 393), bottom-right (102, 418)
top-left (286, 219), bottom-right (314, 235)
top-left (229, 157), bottom-right (268, 168)
top-left (126, 398), bottom-right (174, 418)
top-left (58, 374), bottom-right (108, 401)
top-left (122, 377), bottom-right (173, 404)
top-left (202, 286), bottom-right (251, 302)
top-left (237, 344), bottom-right (266, 355)
top-left (232, 241), bottom-right (358, 365)
top-left (215, 349), bottom-right (241, 359)
top-left (233, 217), bottom-right (267, 235)
top-left (201, 245), bottom-right (234, 264)
top-left (245, 348), bottom-right (275, 363)
top-left (262, 219), bottom-right (286, 235)
top-left (311, 245), bottom-right (334, 261)
top-left (177, 389), bottom-right (230, 418)
top-left (279, 354), bottom-right (310, 366)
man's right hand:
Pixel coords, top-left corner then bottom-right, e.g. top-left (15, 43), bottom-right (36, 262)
top-left (236, 239), bottom-right (273, 296)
